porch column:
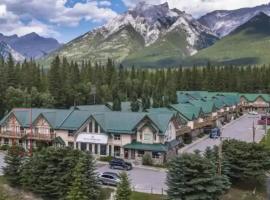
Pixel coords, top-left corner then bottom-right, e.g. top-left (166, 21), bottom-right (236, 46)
top-left (106, 145), bottom-right (110, 156)
top-left (97, 144), bottom-right (101, 155)
top-left (92, 144), bottom-right (95, 154)
top-left (78, 142), bottom-right (81, 150)
top-left (111, 145), bottom-right (114, 156)
top-left (86, 143), bottom-right (90, 151)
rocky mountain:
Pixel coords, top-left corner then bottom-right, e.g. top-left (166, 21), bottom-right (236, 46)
top-left (0, 41), bottom-right (25, 61)
top-left (0, 32), bottom-right (61, 59)
top-left (44, 2), bottom-right (218, 67)
top-left (199, 3), bottom-right (270, 37)
top-left (190, 12), bottom-right (270, 65)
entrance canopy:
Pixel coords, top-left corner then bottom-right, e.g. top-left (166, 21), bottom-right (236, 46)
top-left (76, 133), bottom-right (108, 144)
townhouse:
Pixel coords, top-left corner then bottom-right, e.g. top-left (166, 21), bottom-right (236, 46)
top-left (0, 91), bottom-right (269, 164)
top-left (0, 107), bottom-right (180, 164)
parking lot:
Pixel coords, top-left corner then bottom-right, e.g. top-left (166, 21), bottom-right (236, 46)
top-left (97, 164), bottom-right (167, 194)
top-left (184, 114), bottom-right (265, 153)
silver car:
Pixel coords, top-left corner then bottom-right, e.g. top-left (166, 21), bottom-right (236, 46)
top-left (98, 172), bottom-right (120, 186)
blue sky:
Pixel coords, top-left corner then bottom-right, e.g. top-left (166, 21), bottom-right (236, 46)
top-left (0, 0), bottom-right (269, 43)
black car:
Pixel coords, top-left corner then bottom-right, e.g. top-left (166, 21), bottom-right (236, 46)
top-left (109, 158), bottom-right (132, 170)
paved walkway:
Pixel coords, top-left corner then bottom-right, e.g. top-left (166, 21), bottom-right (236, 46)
top-left (183, 114), bottom-right (265, 154)
top-left (0, 152), bottom-right (5, 175)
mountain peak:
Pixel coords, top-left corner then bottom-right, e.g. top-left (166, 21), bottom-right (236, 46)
top-left (230, 11), bottom-right (270, 35)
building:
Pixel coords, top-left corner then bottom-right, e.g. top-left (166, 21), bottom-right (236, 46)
top-left (239, 93), bottom-right (270, 113)
top-left (0, 107), bottom-right (181, 164)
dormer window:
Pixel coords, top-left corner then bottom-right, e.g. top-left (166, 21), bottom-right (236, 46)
top-left (95, 121), bottom-right (99, 133)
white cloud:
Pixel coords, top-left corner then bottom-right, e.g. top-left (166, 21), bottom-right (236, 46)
top-left (99, 1), bottom-right (112, 7)
top-left (122, 0), bottom-right (270, 17)
top-left (0, 0), bottom-right (118, 41)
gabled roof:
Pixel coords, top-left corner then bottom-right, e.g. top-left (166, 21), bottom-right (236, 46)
top-left (189, 100), bottom-right (216, 114)
top-left (240, 93), bottom-right (270, 102)
top-left (169, 103), bottom-right (202, 121)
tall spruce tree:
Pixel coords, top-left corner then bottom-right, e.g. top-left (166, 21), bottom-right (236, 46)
top-left (115, 172), bottom-right (132, 200)
top-left (167, 154), bottom-right (230, 200)
top-left (3, 145), bottom-right (24, 186)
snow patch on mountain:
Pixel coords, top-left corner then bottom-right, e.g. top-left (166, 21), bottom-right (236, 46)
top-left (0, 41), bottom-right (25, 61)
top-left (199, 3), bottom-right (270, 37)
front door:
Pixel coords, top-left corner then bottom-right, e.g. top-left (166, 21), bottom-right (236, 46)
top-left (131, 149), bottom-right (135, 159)
top-left (124, 149), bottom-right (129, 159)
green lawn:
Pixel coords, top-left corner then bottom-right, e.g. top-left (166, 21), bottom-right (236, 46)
top-left (222, 181), bottom-right (267, 200)
top-left (131, 192), bottom-right (164, 200)
top-left (260, 129), bottom-right (270, 146)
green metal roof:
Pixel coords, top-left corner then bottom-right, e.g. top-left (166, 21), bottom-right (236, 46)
top-left (146, 107), bottom-right (176, 114)
top-left (189, 100), bottom-right (216, 114)
top-left (240, 93), bottom-right (270, 102)
top-left (123, 142), bottom-right (168, 152)
top-left (169, 103), bottom-right (201, 121)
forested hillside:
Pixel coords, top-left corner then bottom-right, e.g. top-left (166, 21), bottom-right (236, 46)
top-left (1, 54), bottom-right (270, 118)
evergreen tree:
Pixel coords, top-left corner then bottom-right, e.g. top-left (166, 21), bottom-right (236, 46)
top-left (130, 92), bottom-right (140, 112)
top-left (115, 172), bottom-right (132, 200)
top-left (3, 145), bottom-right (24, 186)
top-left (167, 154), bottom-right (230, 200)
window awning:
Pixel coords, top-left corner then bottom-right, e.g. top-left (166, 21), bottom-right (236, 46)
top-left (124, 142), bottom-right (168, 152)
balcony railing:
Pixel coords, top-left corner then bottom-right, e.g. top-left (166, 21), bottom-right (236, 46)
top-left (0, 131), bottom-right (55, 141)
top-left (26, 132), bottom-right (55, 141)
top-left (176, 126), bottom-right (191, 136)
top-left (0, 131), bottom-right (26, 139)
top-left (194, 118), bottom-right (214, 129)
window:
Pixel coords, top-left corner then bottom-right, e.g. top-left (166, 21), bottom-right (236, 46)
top-left (82, 127), bottom-right (87, 132)
top-left (68, 130), bottom-right (74, 137)
top-left (68, 142), bottom-right (74, 148)
top-left (153, 134), bottom-right (157, 141)
top-left (114, 134), bottom-right (121, 140)
top-left (4, 138), bottom-right (9, 145)
top-left (137, 150), bottom-right (144, 157)
top-left (100, 145), bottom-right (107, 155)
top-left (139, 133), bottom-right (142, 140)
top-left (81, 143), bottom-right (87, 151)
top-left (89, 121), bottom-right (92, 132)
top-left (152, 152), bottom-right (161, 159)
top-left (95, 144), bottom-right (98, 154)
top-left (114, 146), bottom-right (121, 157)
top-left (95, 121), bottom-right (99, 133)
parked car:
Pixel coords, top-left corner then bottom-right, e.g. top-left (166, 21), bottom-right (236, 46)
top-left (248, 111), bottom-right (258, 115)
top-left (109, 158), bottom-right (132, 170)
top-left (98, 172), bottom-right (120, 186)
top-left (209, 128), bottom-right (221, 139)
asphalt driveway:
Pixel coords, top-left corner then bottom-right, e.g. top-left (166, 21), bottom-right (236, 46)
top-left (97, 164), bottom-right (167, 194)
top-left (183, 114), bottom-right (265, 153)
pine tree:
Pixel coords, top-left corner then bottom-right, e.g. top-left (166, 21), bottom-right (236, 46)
top-left (167, 154), bottom-right (230, 200)
top-left (3, 145), bottom-right (24, 186)
top-left (67, 158), bottom-right (89, 200)
top-left (130, 92), bottom-right (139, 112)
top-left (115, 172), bottom-right (132, 200)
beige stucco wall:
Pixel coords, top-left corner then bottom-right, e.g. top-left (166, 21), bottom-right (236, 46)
top-left (56, 130), bottom-right (73, 145)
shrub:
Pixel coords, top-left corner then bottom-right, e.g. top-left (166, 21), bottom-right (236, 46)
top-left (0, 145), bottom-right (10, 151)
top-left (142, 153), bottom-right (153, 166)
top-left (183, 133), bottom-right (192, 144)
top-left (99, 156), bottom-right (113, 162)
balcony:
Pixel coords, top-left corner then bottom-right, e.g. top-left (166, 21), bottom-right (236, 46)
top-left (194, 118), bottom-right (214, 129)
top-left (0, 131), bottom-right (55, 141)
top-left (0, 131), bottom-right (26, 139)
top-left (176, 126), bottom-right (191, 136)
top-left (27, 132), bottom-right (55, 141)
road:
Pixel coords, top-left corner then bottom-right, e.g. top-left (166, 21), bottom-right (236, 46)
top-left (97, 164), bottom-right (167, 194)
top-left (184, 114), bottom-right (265, 153)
